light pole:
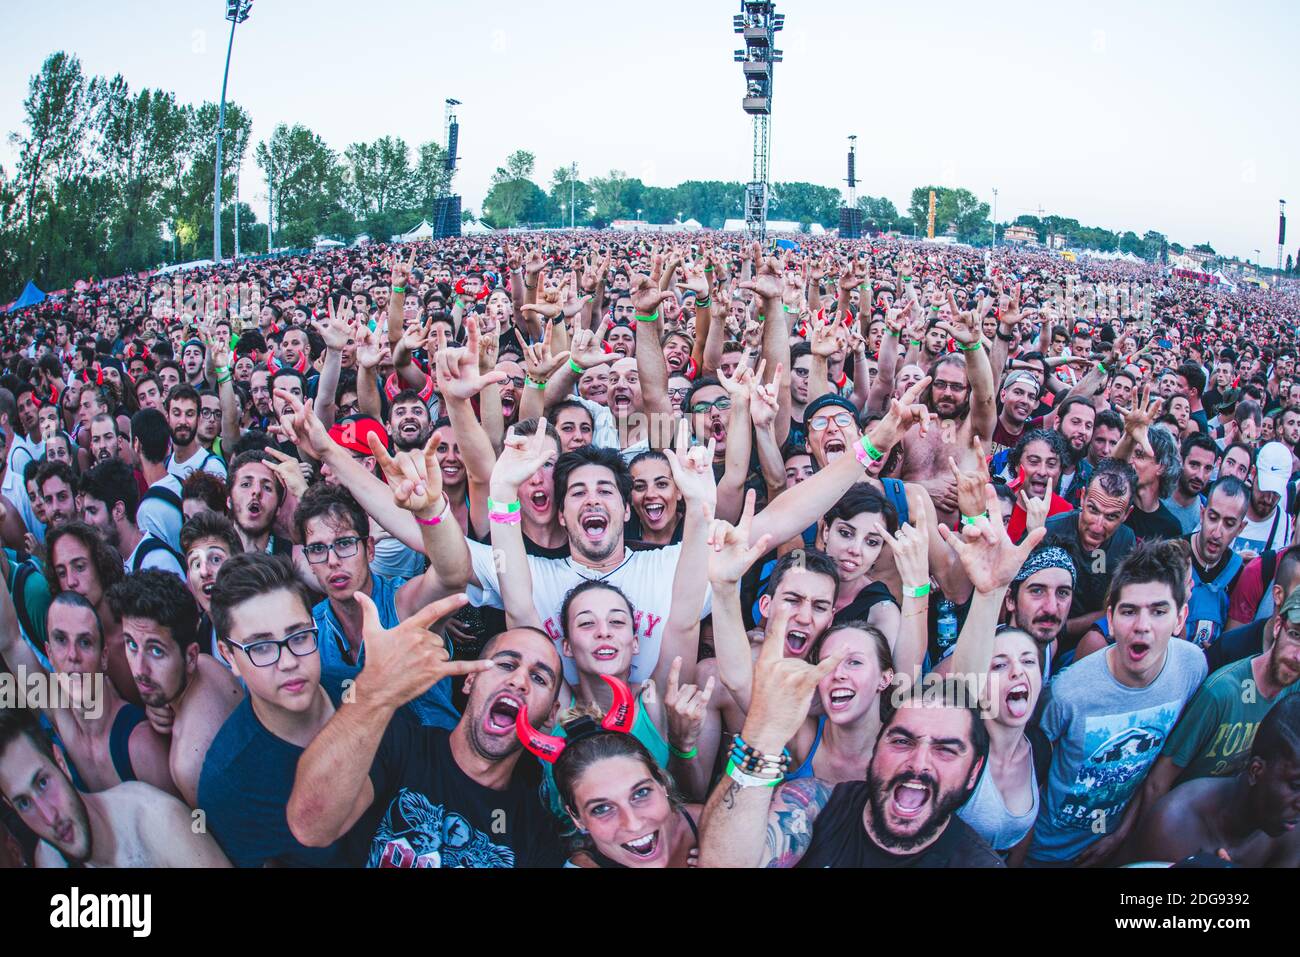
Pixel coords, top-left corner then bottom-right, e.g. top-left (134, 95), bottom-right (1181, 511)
top-left (637, 208), bottom-right (643, 229)
top-left (991, 188), bottom-right (998, 247)
top-left (214, 0), bottom-right (253, 263)
top-left (570, 162), bottom-right (577, 229)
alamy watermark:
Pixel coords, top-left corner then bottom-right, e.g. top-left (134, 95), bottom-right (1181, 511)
top-left (0, 667), bottom-right (104, 719)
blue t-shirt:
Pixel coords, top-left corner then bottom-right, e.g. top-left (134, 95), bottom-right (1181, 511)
top-left (198, 691), bottom-right (370, 868)
top-left (313, 574), bottom-right (460, 731)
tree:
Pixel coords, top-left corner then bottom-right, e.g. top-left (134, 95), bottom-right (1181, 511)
top-left (907, 186), bottom-right (989, 242)
top-left (1193, 242), bottom-right (1216, 254)
top-left (550, 164), bottom-right (593, 226)
top-left (1143, 230), bottom-right (1169, 263)
top-left (770, 182), bottom-right (841, 227)
top-left (1119, 231), bottom-right (1144, 257)
top-left (856, 195), bottom-right (901, 233)
top-left (589, 170), bottom-right (643, 223)
top-left (1289, 253), bottom-right (1295, 274)
top-left (481, 149), bottom-right (547, 228)
top-left (411, 141), bottom-right (451, 215)
top-left (254, 123), bottom-right (347, 248)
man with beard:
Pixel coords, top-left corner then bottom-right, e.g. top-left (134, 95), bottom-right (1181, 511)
top-left (1136, 587), bottom-right (1300, 822)
top-left (248, 368), bottom-right (274, 427)
top-left (1087, 409), bottom-right (1124, 468)
top-left (1113, 405), bottom-right (1183, 543)
top-left (1180, 477), bottom-right (1250, 649)
top-left (1129, 695), bottom-right (1300, 866)
top-left (78, 459), bottom-right (184, 578)
top-left (286, 617), bottom-right (564, 868)
top-left (0, 707), bottom-right (229, 867)
top-left (1027, 542), bottom-right (1208, 867)
top-left (697, 618), bottom-right (1000, 867)
top-left (388, 389), bottom-right (433, 452)
top-left (88, 413), bottom-right (125, 466)
top-left (0, 587), bottom-right (175, 796)
top-left (1163, 434), bottom-right (1220, 535)
top-left (35, 461), bottom-right (79, 528)
top-left (896, 301), bottom-right (996, 524)
top-left (1044, 459), bottom-right (1138, 644)
top-left (110, 571), bottom-right (244, 806)
top-left (1233, 441), bottom-right (1295, 558)
top-left (164, 385), bottom-right (226, 482)
top-left (1103, 369), bottom-right (1137, 415)
top-left (1052, 396), bottom-right (1096, 506)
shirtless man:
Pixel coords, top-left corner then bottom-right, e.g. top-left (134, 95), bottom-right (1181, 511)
top-left (896, 292), bottom-right (996, 525)
top-left (0, 583), bottom-right (176, 797)
top-left (110, 571), bottom-right (245, 807)
top-left (0, 707), bottom-right (229, 867)
top-left (1127, 695), bottom-right (1300, 866)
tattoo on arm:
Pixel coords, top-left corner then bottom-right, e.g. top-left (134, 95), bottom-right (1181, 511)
top-left (762, 778), bottom-right (832, 868)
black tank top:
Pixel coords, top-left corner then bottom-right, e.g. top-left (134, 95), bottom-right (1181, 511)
top-left (798, 782), bottom-right (1003, 868)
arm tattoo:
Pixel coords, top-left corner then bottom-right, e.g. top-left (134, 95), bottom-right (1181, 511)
top-left (763, 778), bottom-right (833, 869)
top-left (721, 780), bottom-right (743, 811)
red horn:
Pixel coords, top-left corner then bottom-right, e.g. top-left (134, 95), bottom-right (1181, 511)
top-left (599, 675), bottom-right (635, 734)
top-left (515, 703), bottom-right (566, 764)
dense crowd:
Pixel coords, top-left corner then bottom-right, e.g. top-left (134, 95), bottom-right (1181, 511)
top-left (0, 231), bottom-right (1298, 868)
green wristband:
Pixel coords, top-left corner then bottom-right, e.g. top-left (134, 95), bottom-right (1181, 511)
top-left (960, 512), bottom-right (989, 527)
top-left (634, 312), bottom-right (659, 323)
top-left (902, 583), bottom-right (931, 599)
top-left (956, 341), bottom-right (982, 352)
top-left (910, 340), bottom-right (922, 347)
top-left (392, 284), bottom-right (406, 294)
top-left (695, 297), bottom-right (712, 309)
top-left (568, 358), bottom-right (585, 375)
top-left (524, 377), bottom-right (547, 390)
top-left (669, 743), bottom-right (699, 760)
top-left (487, 498), bottom-right (522, 514)
top-left (216, 375), bottom-right (232, 386)
top-left (886, 329), bottom-right (902, 338)
top-left (1097, 362), bottom-right (1109, 374)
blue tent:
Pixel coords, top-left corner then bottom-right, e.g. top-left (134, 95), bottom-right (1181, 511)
top-left (7, 281), bottom-right (46, 312)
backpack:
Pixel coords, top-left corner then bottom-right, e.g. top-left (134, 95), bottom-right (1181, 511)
top-left (130, 536), bottom-right (185, 574)
top-left (7, 558), bottom-right (40, 645)
top-left (140, 483), bottom-right (183, 515)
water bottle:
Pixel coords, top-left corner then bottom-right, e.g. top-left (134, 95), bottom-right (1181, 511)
top-left (936, 599), bottom-right (958, 655)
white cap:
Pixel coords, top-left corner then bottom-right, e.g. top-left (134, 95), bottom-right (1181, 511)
top-left (1254, 441), bottom-right (1293, 496)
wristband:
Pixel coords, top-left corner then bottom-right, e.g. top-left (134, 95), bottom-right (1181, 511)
top-left (909, 340), bottom-right (922, 347)
top-left (996, 331), bottom-right (1016, 343)
top-left (782, 304), bottom-right (796, 313)
top-left (415, 496), bottom-right (452, 527)
top-left (902, 583), bottom-right (931, 599)
top-left (669, 743), bottom-right (699, 760)
top-left (725, 759), bottom-right (782, 788)
top-left (901, 275), bottom-right (912, 283)
top-left (216, 374), bottom-right (232, 386)
top-left (568, 358), bottom-right (585, 375)
top-left (695, 297), bottom-right (712, 309)
top-left (704, 265), bottom-right (714, 273)
top-left (215, 365), bottom-right (231, 376)
top-left (634, 312), bottom-right (659, 323)
top-left (524, 377), bottom-right (547, 390)
top-left (956, 341), bottom-right (982, 352)
top-left (487, 498), bottom-right (521, 514)
top-left (490, 511), bottom-right (522, 525)
top-left (886, 329), bottom-right (902, 337)
top-left (855, 435), bottom-right (884, 468)
top-left (391, 284), bottom-right (406, 294)
top-left (960, 512), bottom-right (989, 527)
top-left (1097, 362), bottom-right (1109, 374)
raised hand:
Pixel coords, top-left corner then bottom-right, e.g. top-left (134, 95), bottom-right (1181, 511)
top-left (707, 489), bottom-right (773, 585)
top-left (748, 366), bottom-right (781, 431)
top-left (937, 289), bottom-right (980, 346)
top-left (490, 417), bottom-right (556, 494)
top-left (522, 321), bottom-right (572, 384)
top-left (262, 446), bottom-right (308, 500)
top-left (737, 255), bottom-right (782, 301)
top-left (948, 437), bottom-right (992, 519)
top-left (390, 247), bottom-right (416, 290)
top-left (1020, 475), bottom-right (1054, 533)
top-left (664, 419), bottom-right (717, 516)
top-left (630, 275), bottom-right (675, 317)
top-left (352, 591), bottom-right (490, 711)
top-left (368, 431), bottom-right (445, 517)
top-left (568, 316), bottom-right (612, 370)
top-left (809, 310), bottom-right (840, 359)
top-left (937, 484), bottom-right (1048, 594)
top-left (661, 656), bottom-right (716, 756)
top-left (741, 601), bottom-right (845, 753)
top-left (313, 297), bottom-right (355, 352)
top-left (880, 509), bottom-right (930, 592)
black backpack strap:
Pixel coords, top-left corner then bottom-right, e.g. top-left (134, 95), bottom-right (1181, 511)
top-left (131, 537), bottom-right (184, 573)
top-left (9, 561), bottom-right (39, 645)
top-left (141, 484), bottom-right (183, 513)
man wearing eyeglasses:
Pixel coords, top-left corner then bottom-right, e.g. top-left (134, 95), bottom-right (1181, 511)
top-left (685, 378), bottom-right (731, 468)
top-left (297, 481), bottom-right (468, 731)
top-left (200, 553), bottom-right (368, 867)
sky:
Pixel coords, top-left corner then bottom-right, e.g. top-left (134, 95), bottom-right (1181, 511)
top-left (0, 0), bottom-right (1296, 261)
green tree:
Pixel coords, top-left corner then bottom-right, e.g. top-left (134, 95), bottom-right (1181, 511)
top-left (550, 165), bottom-right (593, 226)
top-left (908, 186), bottom-right (989, 242)
top-left (411, 141), bottom-right (451, 216)
top-left (856, 195), bottom-right (901, 232)
top-left (589, 170), bottom-right (644, 222)
top-left (1143, 230), bottom-right (1169, 262)
top-left (254, 123), bottom-right (347, 248)
top-left (770, 182), bottom-right (841, 227)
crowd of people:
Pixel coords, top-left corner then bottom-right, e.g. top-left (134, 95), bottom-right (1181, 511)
top-left (0, 229), bottom-right (1298, 869)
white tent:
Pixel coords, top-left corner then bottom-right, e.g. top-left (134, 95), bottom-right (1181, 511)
top-left (155, 259), bottom-right (215, 276)
top-left (462, 218), bottom-right (492, 235)
top-left (314, 238), bottom-right (344, 251)
top-left (722, 219), bottom-right (824, 234)
top-left (391, 219), bottom-right (434, 242)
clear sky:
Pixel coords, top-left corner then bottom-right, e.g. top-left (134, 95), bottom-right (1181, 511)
top-left (1, 0), bottom-right (1296, 261)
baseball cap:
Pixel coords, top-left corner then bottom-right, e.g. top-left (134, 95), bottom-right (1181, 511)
top-left (805, 393), bottom-right (859, 425)
top-left (1001, 370), bottom-right (1041, 395)
top-left (1254, 441), bottom-right (1293, 496)
top-left (1277, 586), bottom-right (1300, 624)
top-left (328, 417), bottom-right (388, 457)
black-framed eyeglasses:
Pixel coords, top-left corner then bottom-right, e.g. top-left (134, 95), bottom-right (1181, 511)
top-left (668, 388), bottom-right (691, 398)
top-left (504, 377), bottom-right (525, 389)
top-left (690, 397), bottom-right (732, 414)
top-left (226, 626), bottom-right (319, 668)
top-left (303, 536), bottom-right (362, 564)
top-left (199, 408), bottom-right (221, 420)
top-left (810, 412), bottom-right (856, 431)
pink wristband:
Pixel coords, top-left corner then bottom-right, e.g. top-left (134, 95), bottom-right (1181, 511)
top-left (415, 497), bottom-right (451, 527)
top-left (489, 511), bottom-right (523, 525)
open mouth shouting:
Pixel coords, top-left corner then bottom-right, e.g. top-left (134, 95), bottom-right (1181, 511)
top-left (785, 628), bottom-right (812, 657)
top-left (889, 775), bottom-right (934, 821)
top-left (1125, 639), bottom-right (1151, 665)
top-left (501, 395), bottom-right (517, 418)
top-left (484, 692), bottom-right (522, 736)
top-left (527, 488), bottom-right (551, 515)
top-left (579, 509), bottom-right (610, 542)
top-left (823, 436), bottom-right (847, 458)
top-left (827, 686), bottom-right (857, 713)
top-left (609, 387), bottom-right (634, 413)
top-left (1004, 681), bottom-right (1031, 719)
top-left (641, 500), bottom-right (668, 528)
top-left (621, 830), bottom-right (663, 861)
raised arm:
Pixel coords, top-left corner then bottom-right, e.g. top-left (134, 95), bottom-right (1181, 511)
top-left (288, 593), bottom-right (487, 847)
top-left (486, 423), bottom-right (556, 630)
top-left (630, 275), bottom-right (677, 450)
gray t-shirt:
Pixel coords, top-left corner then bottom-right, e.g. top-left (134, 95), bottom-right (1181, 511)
top-left (1161, 495), bottom-right (1202, 536)
top-left (1028, 638), bottom-right (1207, 863)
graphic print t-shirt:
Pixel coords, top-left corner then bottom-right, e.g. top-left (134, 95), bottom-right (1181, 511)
top-left (1028, 640), bottom-right (1207, 863)
top-left (365, 717), bottom-right (562, 868)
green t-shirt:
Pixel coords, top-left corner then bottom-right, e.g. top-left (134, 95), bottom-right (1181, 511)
top-left (1162, 655), bottom-right (1299, 782)
top-left (5, 549), bottom-right (51, 653)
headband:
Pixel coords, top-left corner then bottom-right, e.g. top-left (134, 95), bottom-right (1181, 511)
top-left (1013, 546), bottom-right (1077, 587)
top-left (515, 674), bottom-right (636, 764)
